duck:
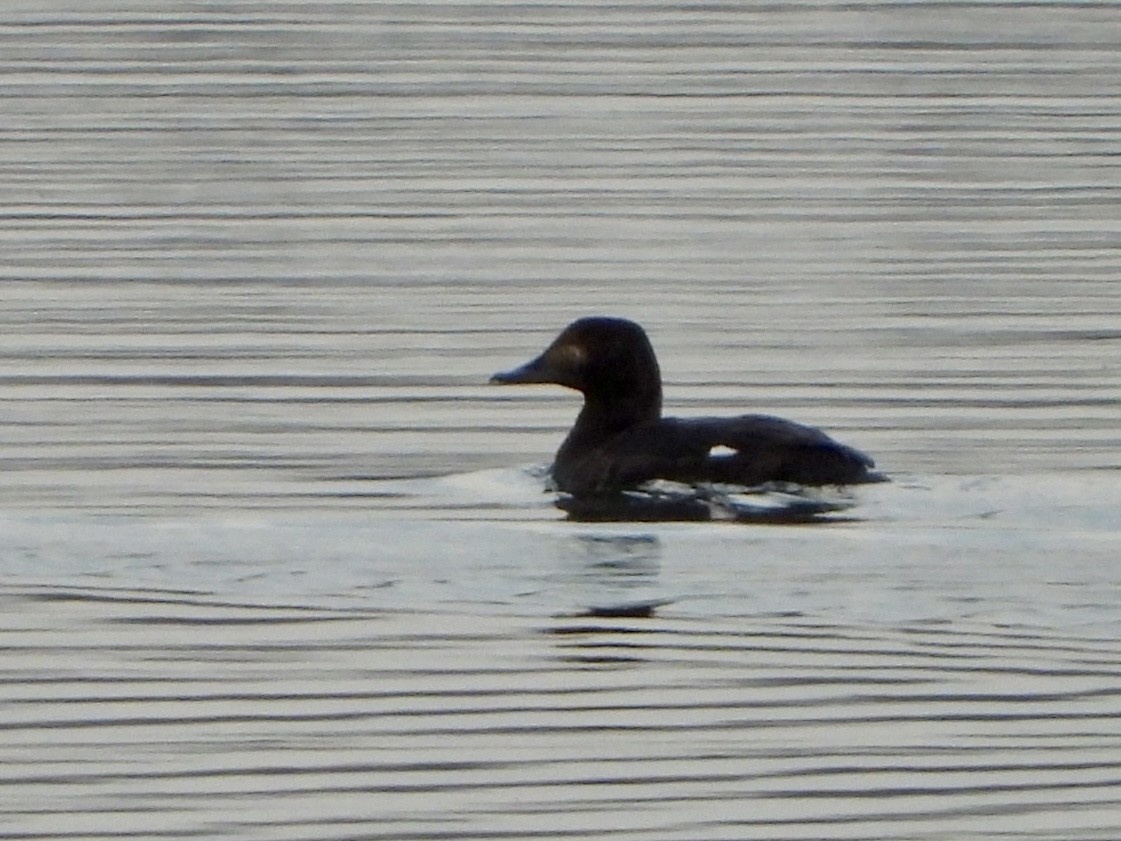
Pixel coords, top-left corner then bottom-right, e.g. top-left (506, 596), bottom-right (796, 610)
top-left (491, 316), bottom-right (880, 496)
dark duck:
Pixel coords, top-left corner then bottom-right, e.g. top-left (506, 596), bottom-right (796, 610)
top-left (491, 317), bottom-right (880, 497)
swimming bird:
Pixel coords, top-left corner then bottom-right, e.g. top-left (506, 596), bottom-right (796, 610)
top-left (491, 316), bottom-right (880, 495)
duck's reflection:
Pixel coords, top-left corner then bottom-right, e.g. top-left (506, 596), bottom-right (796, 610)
top-left (544, 535), bottom-right (668, 668)
top-left (539, 533), bottom-right (669, 667)
top-left (563, 532), bottom-right (661, 586)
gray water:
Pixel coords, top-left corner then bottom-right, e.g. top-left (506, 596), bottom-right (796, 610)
top-left (2, 2), bottom-right (1121, 839)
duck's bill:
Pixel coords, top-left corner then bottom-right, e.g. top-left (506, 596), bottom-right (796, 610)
top-left (490, 355), bottom-right (553, 385)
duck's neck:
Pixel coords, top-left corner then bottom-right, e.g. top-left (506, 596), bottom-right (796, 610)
top-left (558, 386), bottom-right (661, 460)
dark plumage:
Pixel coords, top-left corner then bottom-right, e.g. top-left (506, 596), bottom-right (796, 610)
top-left (491, 317), bottom-right (880, 496)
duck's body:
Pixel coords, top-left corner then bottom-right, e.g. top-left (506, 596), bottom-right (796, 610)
top-left (491, 317), bottom-right (879, 495)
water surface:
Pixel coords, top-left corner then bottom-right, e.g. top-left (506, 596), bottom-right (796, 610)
top-left (1, 2), bottom-right (1120, 839)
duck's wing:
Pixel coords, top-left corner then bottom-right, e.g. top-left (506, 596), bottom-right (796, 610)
top-left (676, 414), bottom-right (877, 487)
top-left (554, 415), bottom-right (878, 494)
top-left (690, 417), bottom-right (874, 486)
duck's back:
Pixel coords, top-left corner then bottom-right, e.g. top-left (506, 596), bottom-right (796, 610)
top-left (552, 413), bottom-right (878, 494)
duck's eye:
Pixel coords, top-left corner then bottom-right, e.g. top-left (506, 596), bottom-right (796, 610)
top-left (708, 445), bottom-right (738, 458)
top-left (551, 343), bottom-right (587, 368)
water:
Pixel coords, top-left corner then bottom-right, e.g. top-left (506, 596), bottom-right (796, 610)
top-left (2, 2), bottom-right (1121, 838)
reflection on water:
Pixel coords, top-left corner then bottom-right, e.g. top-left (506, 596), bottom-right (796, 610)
top-left (564, 533), bottom-right (663, 615)
top-left (570, 532), bottom-right (661, 578)
top-left (2, 1), bottom-right (1121, 839)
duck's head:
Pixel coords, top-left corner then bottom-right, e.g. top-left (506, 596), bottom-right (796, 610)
top-left (491, 317), bottom-right (662, 420)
